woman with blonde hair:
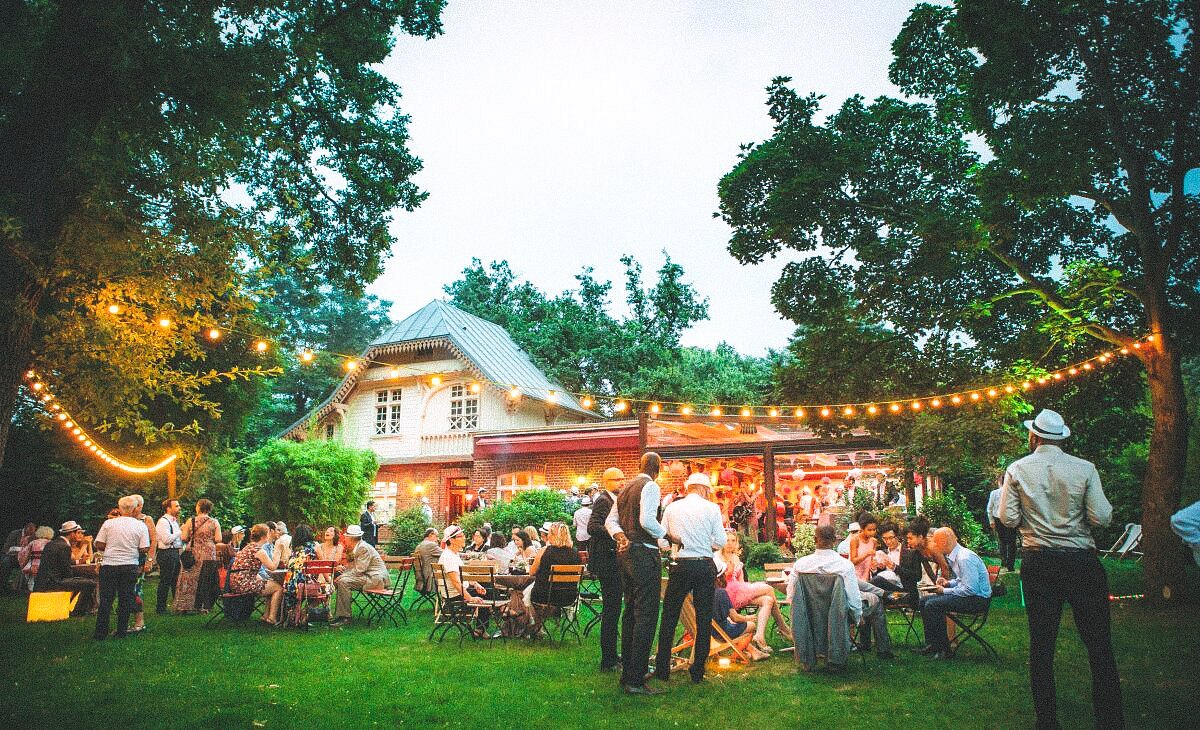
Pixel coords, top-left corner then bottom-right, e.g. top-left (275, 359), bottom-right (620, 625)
top-left (523, 522), bottom-right (581, 611)
top-left (719, 530), bottom-right (793, 653)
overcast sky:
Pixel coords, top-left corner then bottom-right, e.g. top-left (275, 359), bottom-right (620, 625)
top-left (372, 1), bottom-right (917, 355)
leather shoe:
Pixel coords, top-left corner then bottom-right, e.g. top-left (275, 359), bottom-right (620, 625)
top-left (690, 674), bottom-right (704, 684)
top-left (931, 650), bottom-right (952, 660)
top-left (622, 684), bottom-right (664, 696)
top-left (649, 671), bottom-right (669, 683)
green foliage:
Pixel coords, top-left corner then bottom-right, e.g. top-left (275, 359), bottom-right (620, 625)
top-left (744, 538), bottom-right (785, 569)
top-left (457, 490), bottom-right (571, 537)
top-left (920, 488), bottom-right (986, 553)
top-left (244, 439), bottom-right (375, 527)
top-left (790, 523), bottom-right (817, 557)
top-left (188, 449), bottom-right (252, 530)
top-left (851, 489), bottom-right (881, 517)
top-left (385, 507), bottom-right (433, 557)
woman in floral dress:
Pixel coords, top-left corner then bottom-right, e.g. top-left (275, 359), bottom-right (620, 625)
top-left (282, 524), bottom-right (321, 626)
top-left (174, 499), bottom-right (220, 613)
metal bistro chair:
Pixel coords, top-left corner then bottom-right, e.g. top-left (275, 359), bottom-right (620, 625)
top-left (428, 563), bottom-right (477, 644)
top-left (579, 565), bottom-right (603, 636)
top-left (945, 567), bottom-right (1000, 660)
top-left (206, 566), bottom-right (264, 627)
top-left (290, 559), bottom-right (336, 627)
top-left (364, 556), bottom-right (412, 628)
top-left (410, 552), bottom-right (438, 611)
top-left (531, 564), bottom-right (585, 644)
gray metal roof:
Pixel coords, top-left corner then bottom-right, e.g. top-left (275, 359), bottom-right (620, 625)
top-left (373, 300), bottom-right (594, 417)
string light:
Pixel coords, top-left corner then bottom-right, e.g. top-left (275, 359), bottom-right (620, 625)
top-left (710, 407), bottom-right (722, 416)
top-left (615, 400), bottom-right (629, 412)
top-left (681, 405), bottom-right (693, 415)
top-left (344, 359), bottom-right (358, 371)
top-left (22, 374), bottom-right (177, 475)
top-left (741, 407), bottom-right (752, 417)
top-left (254, 340), bottom-right (268, 353)
top-left (300, 349), bottom-right (315, 363)
top-left (794, 408), bottom-right (805, 418)
top-left (650, 403), bottom-right (661, 414)
top-left (207, 328), bottom-right (221, 340)
top-left (470, 383), bottom-right (482, 394)
top-left (820, 407), bottom-right (832, 418)
top-left (581, 396), bottom-right (593, 409)
top-left (158, 317), bottom-right (172, 328)
top-left (107, 305), bottom-right (121, 315)
top-left (768, 408), bottom-right (779, 417)
top-left (508, 386), bottom-right (521, 400)
top-left (431, 375), bottom-right (442, 387)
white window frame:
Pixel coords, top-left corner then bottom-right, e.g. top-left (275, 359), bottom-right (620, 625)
top-left (448, 384), bottom-right (479, 431)
top-left (496, 471), bottom-right (547, 502)
top-left (375, 388), bottom-right (403, 435)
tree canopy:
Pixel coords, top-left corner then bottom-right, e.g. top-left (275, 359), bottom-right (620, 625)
top-left (718, 0), bottom-right (1197, 598)
top-left (0, 1), bottom-right (446, 466)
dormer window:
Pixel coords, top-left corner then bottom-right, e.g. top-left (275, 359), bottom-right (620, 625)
top-left (449, 384), bottom-right (479, 431)
top-left (375, 389), bottom-right (403, 435)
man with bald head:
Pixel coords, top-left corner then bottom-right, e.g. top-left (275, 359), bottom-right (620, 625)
top-left (917, 526), bottom-right (991, 659)
top-left (588, 466), bottom-right (626, 673)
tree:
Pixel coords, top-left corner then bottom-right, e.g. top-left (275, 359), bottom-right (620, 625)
top-left (0, 1), bottom-right (445, 466)
top-left (718, 1), bottom-right (1197, 599)
top-left (244, 439), bottom-right (375, 528)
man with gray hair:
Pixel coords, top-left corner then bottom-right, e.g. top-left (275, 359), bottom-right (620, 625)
top-left (93, 496), bottom-right (150, 639)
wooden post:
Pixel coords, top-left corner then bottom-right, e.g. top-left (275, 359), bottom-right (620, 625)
top-left (167, 461), bottom-right (177, 501)
top-left (762, 445), bottom-right (775, 544)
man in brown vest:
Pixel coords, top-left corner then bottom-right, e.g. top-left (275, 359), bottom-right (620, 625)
top-left (612, 452), bottom-right (668, 695)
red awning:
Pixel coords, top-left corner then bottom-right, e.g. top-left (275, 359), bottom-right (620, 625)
top-left (474, 426), bottom-right (639, 458)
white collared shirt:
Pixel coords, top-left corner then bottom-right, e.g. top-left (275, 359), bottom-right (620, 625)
top-left (96, 515), bottom-right (149, 566)
top-left (156, 514), bottom-right (183, 550)
top-left (660, 493), bottom-right (727, 559)
top-left (1000, 444), bottom-right (1112, 549)
top-left (788, 548), bottom-right (862, 623)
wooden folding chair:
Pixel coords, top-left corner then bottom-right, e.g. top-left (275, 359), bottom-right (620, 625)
top-left (410, 552), bottom-right (437, 611)
top-left (531, 564), bottom-right (584, 644)
top-left (668, 592), bottom-right (753, 671)
top-left (428, 563), bottom-right (477, 643)
top-left (364, 556), bottom-right (411, 628)
top-left (460, 564), bottom-right (509, 639)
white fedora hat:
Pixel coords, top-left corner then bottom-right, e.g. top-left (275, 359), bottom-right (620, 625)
top-left (344, 525), bottom-right (364, 538)
top-left (1024, 408), bottom-right (1071, 440)
top-left (685, 472), bottom-right (712, 489)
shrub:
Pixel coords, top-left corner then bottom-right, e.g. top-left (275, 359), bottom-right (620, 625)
top-left (244, 439), bottom-right (376, 527)
top-left (384, 507), bottom-right (431, 557)
top-left (919, 487), bottom-right (987, 552)
top-left (457, 489), bottom-right (571, 536)
top-left (852, 489), bottom-right (880, 516)
top-left (790, 523), bottom-right (816, 557)
top-left (745, 538), bottom-right (785, 569)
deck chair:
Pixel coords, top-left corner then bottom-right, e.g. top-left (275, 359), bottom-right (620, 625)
top-left (530, 564), bottom-right (584, 644)
top-left (428, 563), bottom-right (477, 643)
top-left (410, 552), bottom-right (437, 611)
top-left (1101, 523), bottom-right (1143, 562)
top-left (667, 592), bottom-right (753, 671)
top-left (364, 556), bottom-right (411, 628)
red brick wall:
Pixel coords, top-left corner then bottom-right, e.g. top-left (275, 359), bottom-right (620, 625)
top-left (471, 447), bottom-right (641, 494)
top-left (376, 461), bottom-right (471, 525)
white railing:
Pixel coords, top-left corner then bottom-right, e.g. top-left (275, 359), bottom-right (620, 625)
top-left (419, 432), bottom-right (474, 457)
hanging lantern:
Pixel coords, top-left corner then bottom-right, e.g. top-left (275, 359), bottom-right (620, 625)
top-left (791, 468), bottom-right (806, 481)
top-left (719, 467), bottom-right (736, 485)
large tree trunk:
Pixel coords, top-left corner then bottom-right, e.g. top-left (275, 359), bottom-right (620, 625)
top-left (0, 287), bottom-right (38, 468)
top-left (1139, 338), bottom-right (1189, 601)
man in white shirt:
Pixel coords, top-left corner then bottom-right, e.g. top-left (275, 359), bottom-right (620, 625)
top-left (652, 472), bottom-right (727, 684)
top-left (573, 496), bottom-right (593, 553)
top-left (154, 498), bottom-right (183, 614)
top-left (788, 525), bottom-right (893, 660)
top-left (420, 496), bottom-right (434, 525)
top-left (93, 495), bottom-right (150, 640)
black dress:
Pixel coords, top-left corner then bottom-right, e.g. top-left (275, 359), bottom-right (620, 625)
top-left (530, 546), bottom-right (581, 605)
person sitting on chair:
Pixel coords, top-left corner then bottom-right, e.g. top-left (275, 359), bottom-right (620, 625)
top-left (870, 522), bottom-right (905, 593)
top-left (523, 523), bottom-right (581, 613)
top-left (412, 528), bottom-right (442, 594)
top-left (484, 532), bottom-right (511, 573)
top-left (33, 521), bottom-right (98, 615)
top-left (712, 570), bottom-right (769, 661)
top-left (328, 524), bottom-right (389, 628)
top-left (718, 530), bottom-right (793, 653)
top-left (917, 526), bottom-right (991, 659)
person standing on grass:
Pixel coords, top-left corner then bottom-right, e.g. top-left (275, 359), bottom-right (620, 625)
top-left (128, 495), bottom-right (157, 633)
top-left (611, 452), bottom-right (668, 696)
top-left (155, 499), bottom-right (183, 614)
top-left (93, 496), bottom-right (149, 639)
top-left (987, 479), bottom-right (1018, 572)
top-left (1000, 409), bottom-right (1122, 730)
top-left (589, 467), bottom-right (625, 674)
top-left (652, 472), bottom-right (726, 685)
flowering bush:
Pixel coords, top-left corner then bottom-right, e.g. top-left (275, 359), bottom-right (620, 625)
top-left (790, 523), bottom-right (816, 557)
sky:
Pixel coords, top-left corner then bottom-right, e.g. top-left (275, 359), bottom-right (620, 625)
top-left (371, 1), bottom-right (917, 355)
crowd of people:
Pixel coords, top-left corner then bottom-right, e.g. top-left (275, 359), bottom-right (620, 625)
top-left (4, 408), bottom-right (1162, 728)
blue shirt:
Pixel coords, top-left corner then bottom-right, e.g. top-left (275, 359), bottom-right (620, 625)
top-left (1171, 500), bottom-right (1200, 567)
top-left (943, 543), bottom-right (991, 598)
top-left (258, 542), bottom-right (275, 581)
top-left (712, 587), bottom-right (745, 639)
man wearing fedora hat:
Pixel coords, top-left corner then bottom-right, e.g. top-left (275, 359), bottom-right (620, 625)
top-left (329, 524), bottom-right (389, 628)
top-left (34, 521), bottom-right (97, 615)
top-left (1000, 408), bottom-right (1123, 729)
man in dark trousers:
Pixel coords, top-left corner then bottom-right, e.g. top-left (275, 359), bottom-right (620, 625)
top-left (34, 521), bottom-right (97, 615)
top-left (1000, 409), bottom-right (1123, 730)
top-left (588, 467), bottom-right (626, 673)
top-left (359, 501), bottom-right (379, 547)
top-left (653, 472), bottom-right (726, 684)
top-left (611, 452), bottom-right (668, 696)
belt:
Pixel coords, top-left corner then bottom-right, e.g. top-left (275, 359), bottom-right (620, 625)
top-left (1023, 546), bottom-right (1094, 555)
top-left (673, 557), bottom-right (713, 562)
top-left (157, 546), bottom-right (180, 551)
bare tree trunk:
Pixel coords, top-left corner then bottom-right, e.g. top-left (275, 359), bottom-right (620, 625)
top-left (1139, 339), bottom-right (1189, 601)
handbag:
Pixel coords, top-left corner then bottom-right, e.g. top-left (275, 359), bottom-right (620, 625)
top-left (180, 516), bottom-right (204, 570)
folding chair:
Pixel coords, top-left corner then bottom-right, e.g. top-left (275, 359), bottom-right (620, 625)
top-left (364, 556), bottom-right (411, 628)
top-left (1100, 523), bottom-right (1139, 560)
top-left (886, 602), bottom-right (921, 645)
top-left (288, 559), bottom-right (335, 626)
top-left (461, 564), bottom-right (510, 639)
top-left (410, 552), bottom-right (437, 611)
top-left (579, 567), bottom-right (603, 636)
top-left (946, 600), bottom-right (999, 659)
top-left (531, 564), bottom-right (584, 644)
top-left (205, 568), bottom-right (263, 627)
top-left (665, 592), bottom-right (752, 672)
top-left (763, 562), bottom-right (794, 651)
top-left (428, 563), bottom-right (477, 643)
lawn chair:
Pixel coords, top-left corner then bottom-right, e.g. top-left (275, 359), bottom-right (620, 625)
top-left (364, 556), bottom-right (411, 628)
top-left (410, 552), bottom-right (437, 612)
top-left (530, 564), bottom-right (584, 644)
top-left (428, 563), bottom-right (477, 643)
top-left (1101, 523), bottom-right (1143, 562)
top-left (665, 591), bottom-right (752, 672)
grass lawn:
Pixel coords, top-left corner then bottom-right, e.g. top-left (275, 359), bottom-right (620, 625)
top-left (1, 559), bottom-right (1195, 729)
